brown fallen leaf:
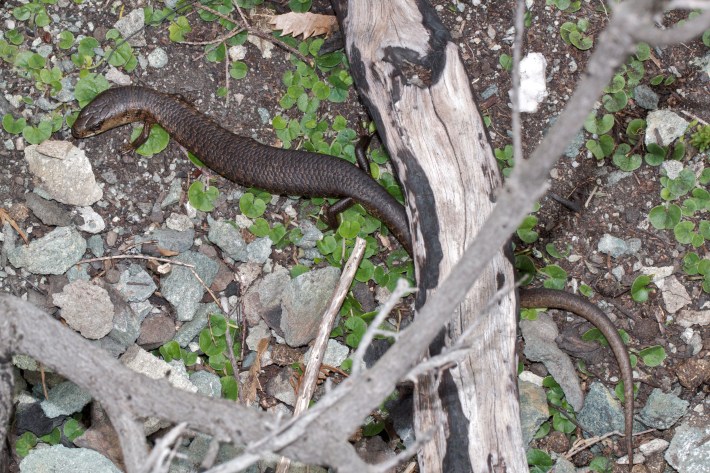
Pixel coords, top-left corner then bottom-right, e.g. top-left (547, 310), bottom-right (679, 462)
top-left (240, 337), bottom-right (270, 406)
top-left (270, 12), bottom-right (339, 39)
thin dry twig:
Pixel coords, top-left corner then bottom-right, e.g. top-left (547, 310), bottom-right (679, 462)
top-left (77, 254), bottom-right (221, 307)
top-left (275, 237), bottom-right (367, 473)
top-left (351, 278), bottom-right (414, 376)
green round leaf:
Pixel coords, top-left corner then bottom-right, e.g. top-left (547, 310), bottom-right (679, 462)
top-left (2, 114), bottom-right (26, 134)
top-left (209, 313), bottom-right (227, 337)
top-left (229, 61), bottom-right (248, 79)
top-left (673, 221), bottom-right (695, 244)
top-left (22, 121), bottom-right (52, 145)
top-left (74, 74), bottom-right (110, 107)
top-left (199, 329), bottom-right (227, 357)
top-left (602, 91), bottom-right (628, 113)
top-left (239, 193), bottom-right (267, 218)
top-left (338, 219), bottom-right (360, 239)
top-left (648, 204), bottom-right (681, 229)
top-left (249, 218), bottom-right (270, 237)
top-left (131, 124), bottom-right (170, 156)
top-left (638, 345), bottom-right (666, 367)
top-left (220, 376), bottom-right (238, 400)
top-left (584, 113), bottom-right (614, 135)
top-left (159, 340), bottom-right (181, 362)
top-left (631, 274), bottom-right (652, 302)
top-left (604, 74), bottom-right (626, 93)
top-left (527, 449), bottom-right (553, 467)
top-left (540, 264), bottom-right (568, 290)
top-left (290, 265), bottom-right (310, 279)
top-left (58, 31), bottom-right (75, 49)
top-left (63, 419), bottom-right (85, 442)
top-left (635, 42), bottom-right (651, 61)
top-left (613, 147), bottom-right (642, 172)
top-left (355, 258), bottom-right (375, 283)
top-left (187, 181), bottom-right (219, 212)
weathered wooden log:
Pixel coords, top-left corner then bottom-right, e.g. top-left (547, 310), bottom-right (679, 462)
top-left (331, 1), bottom-right (526, 471)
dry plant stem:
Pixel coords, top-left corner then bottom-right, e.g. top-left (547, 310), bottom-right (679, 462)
top-left (275, 237), bottom-right (366, 473)
top-left (78, 255), bottom-right (221, 307)
top-left (565, 428), bottom-right (655, 460)
top-left (0, 354), bottom-right (13, 458)
top-left (100, 401), bottom-right (149, 473)
top-left (351, 278), bottom-right (413, 376)
top-left (199, 3), bottom-right (311, 65)
top-left (140, 423), bottom-right (189, 473)
top-left (511, 0), bottom-right (525, 163)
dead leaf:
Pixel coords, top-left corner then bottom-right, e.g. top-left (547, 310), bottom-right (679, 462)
top-left (240, 337), bottom-right (270, 406)
top-left (270, 12), bottom-right (339, 39)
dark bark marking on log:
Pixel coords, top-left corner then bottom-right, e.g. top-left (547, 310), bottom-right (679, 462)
top-left (345, 41), bottom-right (445, 297)
top-left (380, 0), bottom-right (451, 91)
top-left (496, 270), bottom-right (506, 291)
top-left (439, 370), bottom-right (473, 473)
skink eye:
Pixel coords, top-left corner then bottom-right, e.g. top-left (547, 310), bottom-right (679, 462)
top-left (88, 121), bottom-right (103, 132)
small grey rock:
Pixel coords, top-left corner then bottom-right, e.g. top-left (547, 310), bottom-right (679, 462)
top-left (148, 47), bottom-right (168, 68)
top-left (577, 382), bottom-right (625, 436)
top-left (25, 141), bottom-right (102, 206)
top-left (173, 303), bottom-right (217, 347)
top-left (8, 227), bottom-right (86, 275)
top-left (638, 388), bottom-right (689, 430)
top-left (597, 234), bottom-right (641, 259)
top-left (137, 314), bottom-right (175, 350)
top-left (87, 234), bottom-right (105, 257)
top-left (114, 8), bottom-right (146, 47)
top-left (115, 264), bottom-right (157, 303)
top-left (52, 280), bottom-right (114, 339)
top-left (645, 109), bottom-right (689, 147)
top-left (634, 84), bottom-right (659, 110)
top-left (40, 381), bottom-right (92, 418)
top-left (76, 206), bottom-right (106, 234)
top-left (19, 445), bottom-right (121, 473)
top-left (161, 251), bottom-right (219, 321)
top-left (207, 216), bottom-right (248, 261)
top-left (25, 192), bottom-right (72, 226)
top-left (521, 314), bottom-right (583, 410)
top-left (519, 379), bottom-right (550, 447)
top-left (280, 266), bottom-right (340, 347)
top-left (190, 371), bottom-right (222, 398)
top-left (665, 415), bottom-right (710, 473)
top-left (265, 367), bottom-right (296, 406)
top-left (243, 266), bottom-right (290, 327)
top-left (161, 179), bottom-right (183, 208)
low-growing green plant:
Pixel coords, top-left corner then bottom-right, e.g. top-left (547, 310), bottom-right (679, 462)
top-left (499, 53), bottom-right (512, 72)
top-left (546, 0), bottom-right (580, 12)
top-left (631, 274), bottom-right (652, 302)
top-left (560, 19), bottom-right (593, 50)
top-left (188, 181), bottom-right (219, 212)
top-left (690, 124), bottom-right (710, 152)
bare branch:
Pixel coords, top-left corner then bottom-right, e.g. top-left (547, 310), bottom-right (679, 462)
top-left (276, 237), bottom-right (366, 473)
top-left (351, 278), bottom-right (414, 376)
top-left (631, 5), bottom-right (710, 45)
top-left (511, 0), bottom-right (525, 163)
top-left (140, 423), bottom-right (188, 473)
top-left (103, 404), bottom-right (148, 473)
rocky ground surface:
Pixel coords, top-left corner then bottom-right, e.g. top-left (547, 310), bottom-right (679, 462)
top-left (1, 0), bottom-right (709, 472)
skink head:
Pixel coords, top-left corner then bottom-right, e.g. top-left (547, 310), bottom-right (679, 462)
top-left (71, 87), bottom-right (144, 138)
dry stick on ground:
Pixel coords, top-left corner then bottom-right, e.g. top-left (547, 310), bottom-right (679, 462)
top-left (2, 3), bottom-right (709, 473)
top-left (275, 237), bottom-right (366, 473)
top-left (78, 254), bottom-right (220, 307)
